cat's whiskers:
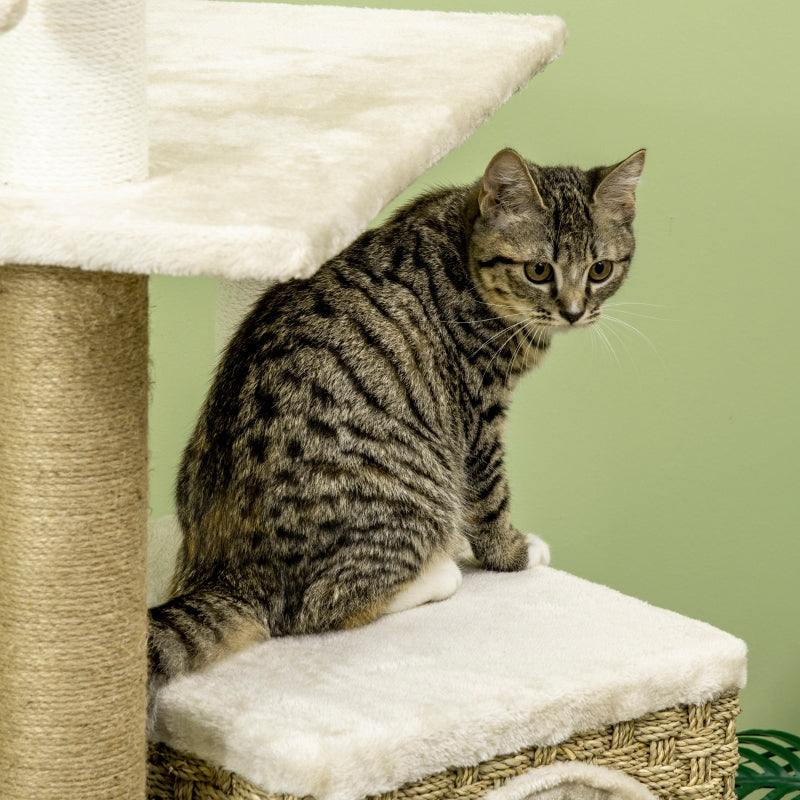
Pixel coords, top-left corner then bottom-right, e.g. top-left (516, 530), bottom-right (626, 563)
top-left (601, 313), bottom-right (659, 353)
top-left (522, 330), bottom-right (535, 372)
top-left (479, 318), bottom-right (531, 385)
top-left (453, 312), bottom-right (526, 326)
top-left (604, 301), bottom-right (665, 308)
top-left (603, 302), bottom-right (674, 323)
top-left (591, 321), bottom-right (621, 368)
top-left (470, 315), bottom-right (534, 359)
top-left (601, 313), bottom-right (668, 374)
top-left (597, 317), bottom-right (636, 369)
top-left (520, 321), bottom-right (548, 374)
top-left (536, 324), bottom-right (551, 362)
top-left (506, 321), bottom-right (533, 386)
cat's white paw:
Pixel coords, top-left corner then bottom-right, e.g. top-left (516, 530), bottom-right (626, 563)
top-left (384, 553), bottom-right (462, 615)
top-left (525, 533), bottom-right (551, 568)
top-left (428, 555), bottom-right (463, 600)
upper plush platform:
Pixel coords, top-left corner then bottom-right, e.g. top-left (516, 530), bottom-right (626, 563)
top-left (0, 0), bottom-right (566, 281)
top-left (151, 562), bottom-right (747, 800)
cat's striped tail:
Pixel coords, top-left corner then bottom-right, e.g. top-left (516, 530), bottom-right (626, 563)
top-left (147, 590), bottom-right (268, 718)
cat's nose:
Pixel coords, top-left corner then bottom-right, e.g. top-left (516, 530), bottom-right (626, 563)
top-left (559, 308), bottom-right (584, 325)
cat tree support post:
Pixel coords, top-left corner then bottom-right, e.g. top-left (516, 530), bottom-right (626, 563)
top-left (0, 3), bottom-right (149, 799)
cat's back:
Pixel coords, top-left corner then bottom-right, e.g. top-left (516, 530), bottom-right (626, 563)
top-left (218, 186), bottom-right (472, 428)
top-left (174, 192), bottom-right (470, 581)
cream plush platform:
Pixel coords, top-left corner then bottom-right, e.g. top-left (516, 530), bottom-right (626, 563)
top-left (0, 0), bottom-right (566, 281)
top-left (148, 559), bottom-right (746, 800)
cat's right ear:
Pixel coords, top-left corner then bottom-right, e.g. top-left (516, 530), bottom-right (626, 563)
top-left (479, 149), bottom-right (546, 225)
top-left (592, 149), bottom-right (646, 222)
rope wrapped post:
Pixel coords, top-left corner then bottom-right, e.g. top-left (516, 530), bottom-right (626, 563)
top-left (0, 266), bottom-right (149, 799)
top-left (0, 1), bottom-right (149, 797)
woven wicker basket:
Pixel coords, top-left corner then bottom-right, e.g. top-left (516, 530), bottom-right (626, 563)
top-left (148, 692), bottom-right (739, 800)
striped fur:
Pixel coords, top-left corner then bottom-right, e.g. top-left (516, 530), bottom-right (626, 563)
top-left (148, 148), bottom-right (645, 702)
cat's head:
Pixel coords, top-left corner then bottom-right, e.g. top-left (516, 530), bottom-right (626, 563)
top-left (468, 148), bottom-right (645, 331)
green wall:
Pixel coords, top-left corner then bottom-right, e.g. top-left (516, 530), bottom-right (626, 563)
top-left (150, 0), bottom-right (800, 732)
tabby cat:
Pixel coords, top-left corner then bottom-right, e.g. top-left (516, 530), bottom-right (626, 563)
top-left (148, 147), bottom-right (646, 704)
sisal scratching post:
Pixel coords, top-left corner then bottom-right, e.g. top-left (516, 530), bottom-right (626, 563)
top-left (0, 266), bottom-right (149, 798)
top-left (0, 1), bottom-right (149, 797)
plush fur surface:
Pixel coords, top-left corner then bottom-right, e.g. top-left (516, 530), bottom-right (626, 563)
top-left (0, 0), bottom-right (566, 280)
top-left (483, 763), bottom-right (659, 800)
top-left (149, 543), bottom-right (746, 800)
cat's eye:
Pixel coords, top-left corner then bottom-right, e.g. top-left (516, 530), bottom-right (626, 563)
top-left (589, 260), bottom-right (613, 282)
top-left (524, 262), bottom-right (553, 283)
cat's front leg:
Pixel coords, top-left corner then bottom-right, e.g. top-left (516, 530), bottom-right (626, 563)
top-left (464, 429), bottom-right (550, 571)
top-left (468, 519), bottom-right (551, 572)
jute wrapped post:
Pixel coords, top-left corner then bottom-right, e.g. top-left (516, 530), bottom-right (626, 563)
top-left (0, 1), bottom-right (149, 797)
top-left (0, 265), bottom-right (149, 799)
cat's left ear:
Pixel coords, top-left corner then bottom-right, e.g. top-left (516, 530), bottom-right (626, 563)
top-left (479, 148), bottom-right (546, 225)
top-left (592, 149), bottom-right (646, 222)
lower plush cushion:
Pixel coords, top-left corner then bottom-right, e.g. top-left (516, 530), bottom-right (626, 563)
top-left (149, 561), bottom-right (746, 800)
top-left (150, 694), bottom-right (741, 800)
top-left (484, 762), bottom-right (661, 800)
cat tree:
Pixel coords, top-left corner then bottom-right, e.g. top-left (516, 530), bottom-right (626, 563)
top-left (0, 2), bottom-right (745, 800)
